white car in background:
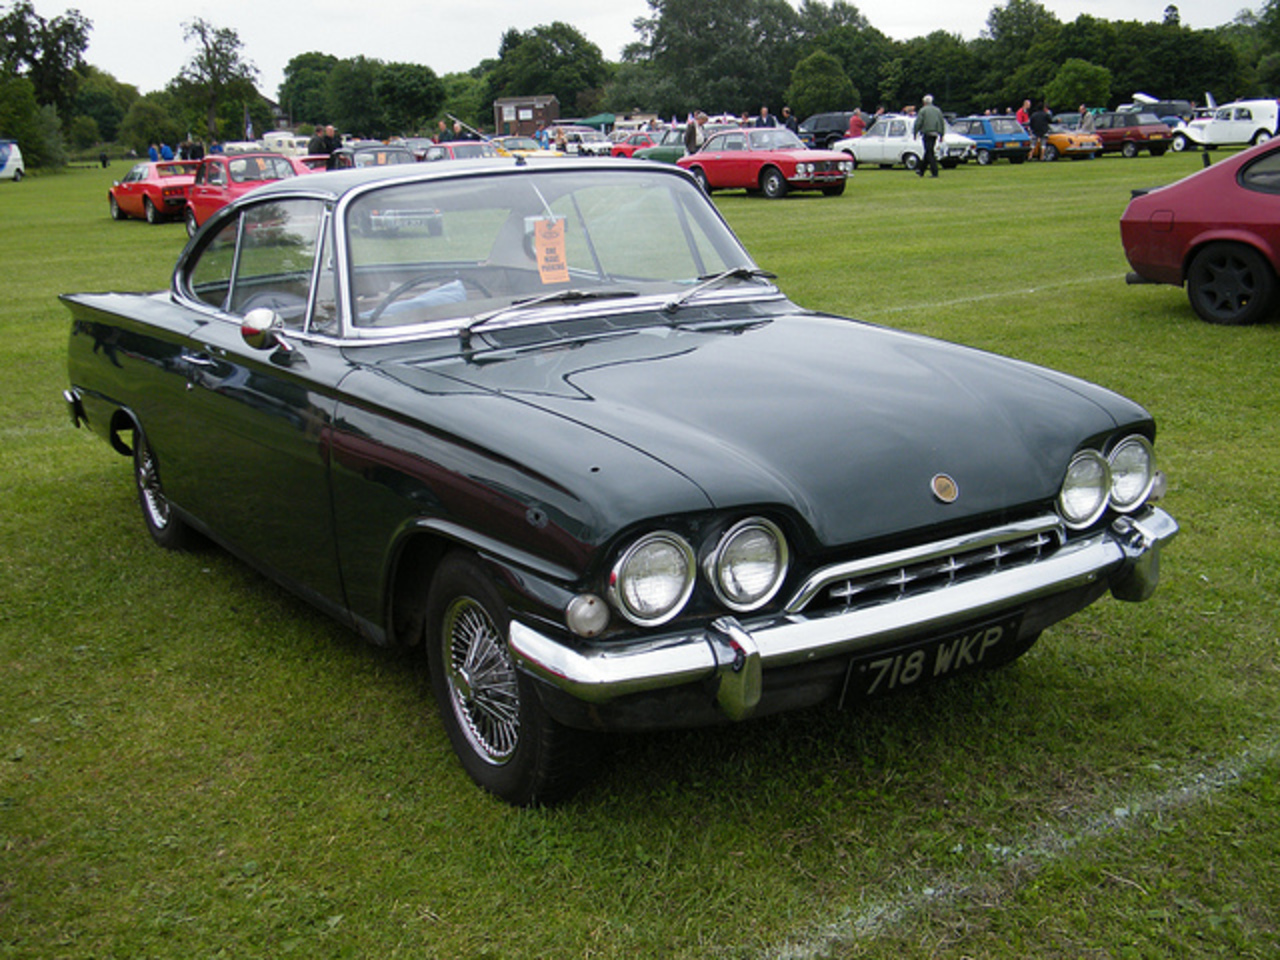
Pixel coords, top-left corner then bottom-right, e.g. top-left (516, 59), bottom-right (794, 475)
top-left (1, 139), bottom-right (24, 181)
top-left (1171, 99), bottom-right (1278, 151)
top-left (554, 126), bottom-right (613, 156)
top-left (832, 115), bottom-right (975, 170)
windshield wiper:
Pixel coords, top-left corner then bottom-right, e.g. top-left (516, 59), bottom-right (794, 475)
top-left (460, 288), bottom-right (638, 346)
top-left (662, 267), bottom-right (777, 314)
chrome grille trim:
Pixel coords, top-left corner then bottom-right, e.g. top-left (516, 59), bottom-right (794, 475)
top-left (785, 515), bottom-right (1065, 615)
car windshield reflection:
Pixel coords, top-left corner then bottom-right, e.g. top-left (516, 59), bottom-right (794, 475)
top-left (344, 168), bottom-right (759, 334)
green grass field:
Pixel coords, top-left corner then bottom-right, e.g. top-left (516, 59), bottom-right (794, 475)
top-left (2, 154), bottom-right (1278, 959)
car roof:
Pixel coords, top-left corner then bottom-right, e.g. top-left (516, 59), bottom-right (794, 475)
top-left (235, 155), bottom-right (686, 205)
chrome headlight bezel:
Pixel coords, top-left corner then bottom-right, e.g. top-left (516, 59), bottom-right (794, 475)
top-left (607, 531), bottom-right (697, 627)
top-left (1058, 449), bottom-right (1111, 529)
top-left (1107, 435), bottom-right (1156, 512)
top-left (704, 517), bottom-right (790, 613)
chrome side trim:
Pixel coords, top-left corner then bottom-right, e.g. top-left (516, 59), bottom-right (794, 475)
top-left (510, 508), bottom-right (1178, 718)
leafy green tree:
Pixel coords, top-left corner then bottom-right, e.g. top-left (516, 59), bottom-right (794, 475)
top-left (375, 61), bottom-right (444, 134)
top-left (174, 18), bottom-right (259, 142)
top-left (326, 55), bottom-right (383, 137)
top-left (1044, 57), bottom-right (1111, 108)
top-left (67, 111), bottom-right (97, 148)
top-left (72, 66), bottom-right (138, 141)
top-left (0, 73), bottom-right (41, 156)
top-left (438, 69), bottom-right (491, 130)
top-left (117, 92), bottom-right (184, 154)
top-left (786, 49), bottom-right (856, 116)
top-left (278, 52), bottom-right (338, 126)
top-left (484, 22), bottom-right (609, 117)
top-left (0, 0), bottom-right (90, 119)
top-left (800, 22), bottom-right (893, 112)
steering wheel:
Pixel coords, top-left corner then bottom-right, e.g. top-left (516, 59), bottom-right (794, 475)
top-left (367, 273), bottom-right (493, 325)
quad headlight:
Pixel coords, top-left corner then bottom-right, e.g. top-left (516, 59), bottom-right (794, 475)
top-left (1058, 449), bottom-right (1110, 529)
top-left (1058, 435), bottom-right (1157, 529)
top-left (608, 531), bottom-right (696, 627)
top-left (1107, 435), bottom-right (1156, 511)
top-left (705, 517), bottom-right (789, 612)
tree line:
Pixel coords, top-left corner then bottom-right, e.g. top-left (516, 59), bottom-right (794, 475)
top-left (3, 0), bottom-right (1278, 168)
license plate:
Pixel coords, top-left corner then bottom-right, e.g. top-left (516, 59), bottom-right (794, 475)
top-left (847, 615), bottom-right (1022, 698)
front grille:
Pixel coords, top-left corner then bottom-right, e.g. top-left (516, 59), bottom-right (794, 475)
top-left (788, 517), bottom-right (1064, 616)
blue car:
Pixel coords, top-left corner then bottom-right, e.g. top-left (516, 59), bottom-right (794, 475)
top-left (950, 116), bottom-right (1031, 165)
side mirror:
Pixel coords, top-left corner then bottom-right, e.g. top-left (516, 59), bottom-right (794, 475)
top-left (241, 308), bottom-right (291, 352)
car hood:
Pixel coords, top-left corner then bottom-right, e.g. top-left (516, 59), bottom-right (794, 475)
top-left (390, 311), bottom-right (1150, 548)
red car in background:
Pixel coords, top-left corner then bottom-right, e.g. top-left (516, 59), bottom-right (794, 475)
top-left (1122, 138), bottom-right (1280, 325)
top-left (677, 127), bottom-right (852, 198)
top-left (184, 152), bottom-right (301, 236)
top-left (612, 132), bottom-right (661, 157)
top-left (109, 160), bottom-right (200, 224)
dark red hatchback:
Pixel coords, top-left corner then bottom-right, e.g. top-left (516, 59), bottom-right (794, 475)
top-left (1122, 138), bottom-right (1280, 324)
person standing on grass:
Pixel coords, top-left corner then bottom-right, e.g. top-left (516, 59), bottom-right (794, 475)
top-left (913, 94), bottom-right (946, 178)
top-left (1029, 103), bottom-right (1053, 160)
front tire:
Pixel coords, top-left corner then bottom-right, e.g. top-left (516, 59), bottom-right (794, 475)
top-left (1172, 133), bottom-right (1189, 152)
top-left (1044, 144), bottom-right (1060, 162)
top-left (1186, 242), bottom-right (1278, 326)
top-left (1122, 141), bottom-right (1139, 158)
top-left (184, 207), bottom-right (198, 238)
top-left (425, 553), bottom-right (597, 806)
top-left (109, 195), bottom-right (125, 220)
top-left (134, 434), bottom-right (194, 550)
top-left (903, 153), bottom-right (920, 171)
top-left (760, 166), bottom-right (788, 198)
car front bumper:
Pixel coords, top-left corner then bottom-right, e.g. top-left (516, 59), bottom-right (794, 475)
top-left (510, 508), bottom-right (1177, 726)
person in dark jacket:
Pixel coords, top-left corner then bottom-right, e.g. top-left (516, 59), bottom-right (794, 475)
top-left (1029, 104), bottom-right (1053, 160)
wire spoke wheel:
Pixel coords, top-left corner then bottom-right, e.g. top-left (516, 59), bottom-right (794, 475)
top-left (442, 596), bottom-right (521, 764)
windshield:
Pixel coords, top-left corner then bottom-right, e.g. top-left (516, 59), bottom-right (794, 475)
top-left (344, 168), bottom-right (756, 332)
top-left (749, 129), bottom-right (805, 150)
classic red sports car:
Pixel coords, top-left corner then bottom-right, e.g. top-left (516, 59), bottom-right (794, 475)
top-left (611, 132), bottom-right (661, 157)
top-left (1121, 138), bottom-right (1280, 325)
top-left (184, 152), bottom-right (301, 236)
top-left (108, 160), bottom-right (200, 224)
top-left (677, 127), bottom-right (852, 198)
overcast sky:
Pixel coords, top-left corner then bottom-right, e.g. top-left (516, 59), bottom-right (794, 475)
top-left (68, 0), bottom-right (1245, 101)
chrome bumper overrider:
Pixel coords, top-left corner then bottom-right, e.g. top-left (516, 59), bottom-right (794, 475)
top-left (509, 508), bottom-right (1178, 722)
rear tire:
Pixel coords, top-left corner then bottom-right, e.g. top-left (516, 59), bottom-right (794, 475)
top-left (134, 434), bottom-right (194, 550)
top-left (144, 197), bottom-right (160, 224)
top-left (425, 552), bottom-right (598, 806)
top-left (1186, 242), bottom-right (1278, 326)
top-left (976, 148), bottom-right (992, 165)
top-left (903, 153), bottom-right (920, 171)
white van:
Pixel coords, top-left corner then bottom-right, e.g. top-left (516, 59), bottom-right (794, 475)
top-left (0, 140), bottom-right (24, 181)
top-left (1172, 99), bottom-right (1278, 151)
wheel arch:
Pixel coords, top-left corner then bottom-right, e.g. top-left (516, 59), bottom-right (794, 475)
top-left (383, 521), bottom-right (579, 650)
top-left (1181, 232), bottom-right (1280, 286)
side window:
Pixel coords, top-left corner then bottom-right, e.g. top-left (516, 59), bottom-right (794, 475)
top-left (208, 164), bottom-right (226, 187)
top-left (1240, 151), bottom-right (1280, 194)
top-left (227, 199), bottom-right (325, 327)
top-left (1237, 108), bottom-right (1253, 121)
top-left (187, 217), bottom-right (239, 310)
top-left (889, 120), bottom-right (906, 137)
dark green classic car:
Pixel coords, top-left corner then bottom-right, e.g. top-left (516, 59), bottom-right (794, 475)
top-left (63, 159), bottom-right (1178, 805)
